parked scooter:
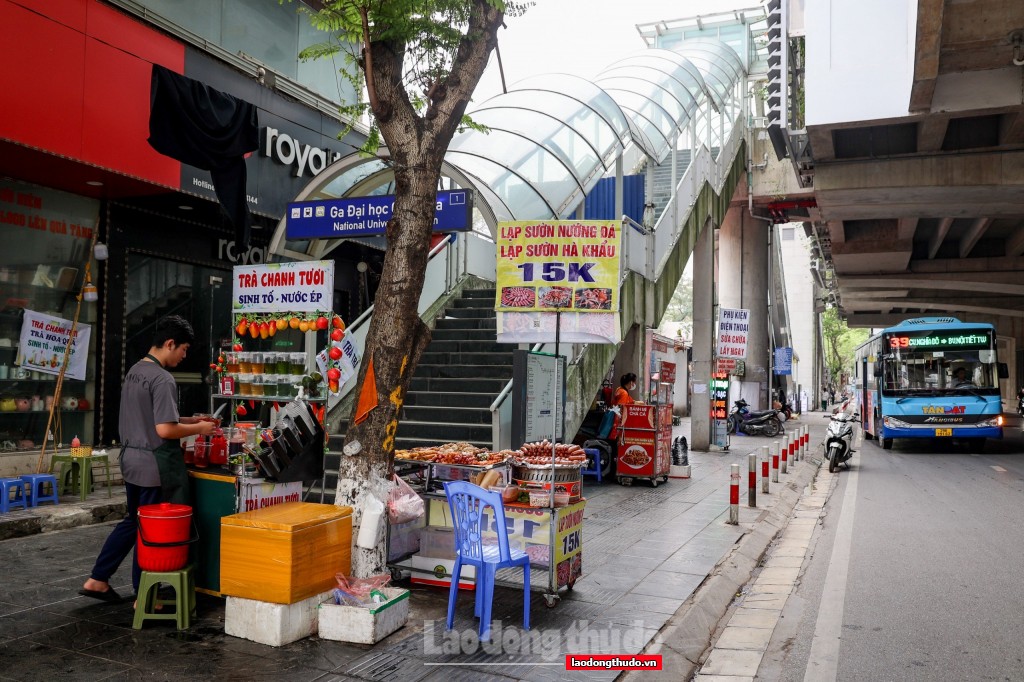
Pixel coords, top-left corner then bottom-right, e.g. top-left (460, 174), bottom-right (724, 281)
top-left (776, 395), bottom-right (793, 421)
top-left (824, 410), bottom-right (859, 473)
top-left (1017, 390), bottom-right (1024, 417)
top-left (727, 399), bottom-right (783, 437)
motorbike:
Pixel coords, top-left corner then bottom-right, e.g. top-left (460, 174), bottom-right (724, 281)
top-left (727, 399), bottom-right (783, 437)
top-left (776, 396), bottom-right (793, 421)
top-left (824, 411), bottom-right (859, 473)
top-left (1017, 392), bottom-right (1024, 417)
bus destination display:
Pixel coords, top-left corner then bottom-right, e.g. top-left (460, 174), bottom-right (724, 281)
top-left (885, 330), bottom-right (991, 351)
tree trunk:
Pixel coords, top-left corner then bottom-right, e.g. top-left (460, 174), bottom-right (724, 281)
top-left (334, 0), bottom-right (504, 578)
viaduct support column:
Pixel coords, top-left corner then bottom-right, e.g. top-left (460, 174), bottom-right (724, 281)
top-left (691, 217), bottom-right (715, 450)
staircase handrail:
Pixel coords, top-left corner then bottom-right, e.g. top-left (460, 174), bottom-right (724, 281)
top-left (489, 341), bottom-right (545, 450)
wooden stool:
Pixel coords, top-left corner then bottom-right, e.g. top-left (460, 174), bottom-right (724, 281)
top-left (132, 566), bottom-right (196, 631)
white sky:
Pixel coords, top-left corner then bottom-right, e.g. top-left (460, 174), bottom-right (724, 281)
top-left (473, 0), bottom-right (757, 103)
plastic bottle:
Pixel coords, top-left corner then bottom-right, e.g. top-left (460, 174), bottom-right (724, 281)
top-left (71, 435), bottom-right (81, 448)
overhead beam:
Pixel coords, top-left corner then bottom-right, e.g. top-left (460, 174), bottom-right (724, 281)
top-left (897, 217), bottom-right (919, 241)
top-left (958, 217), bottom-right (993, 258)
top-left (917, 116), bottom-right (949, 152)
top-left (928, 217), bottom-right (954, 259)
top-left (839, 274), bottom-right (1024, 297)
top-left (1007, 229), bottom-right (1024, 258)
top-left (827, 220), bottom-right (845, 244)
top-left (908, 0), bottom-right (944, 112)
top-left (1001, 112), bottom-right (1024, 145)
top-left (840, 299), bottom-right (1024, 319)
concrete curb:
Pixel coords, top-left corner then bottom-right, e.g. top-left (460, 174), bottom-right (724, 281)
top-left (0, 496), bottom-right (126, 541)
top-left (625, 456), bottom-right (822, 680)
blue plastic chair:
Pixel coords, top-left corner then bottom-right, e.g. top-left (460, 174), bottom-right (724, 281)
top-left (20, 474), bottom-right (59, 507)
top-left (443, 481), bottom-right (530, 641)
top-left (0, 477), bottom-right (28, 513)
top-left (581, 447), bottom-right (603, 482)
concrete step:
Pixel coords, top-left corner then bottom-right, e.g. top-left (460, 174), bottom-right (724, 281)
top-left (409, 376), bottom-right (508, 393)
top-left (440, 306), bottom-right (496, 320)
top-left (431, 328), bottom-right (499, 341)
top-left (0, 492), bottom-right (127, 541)
top-left (414, 364), bottom-right (512, 380)
top-left (402, 404), bottom-right (491, 424)
top-left (419, 351), bottom-right (513, 366)
top-left (404, 391), bottom-right (497, 408)
top-left (425, 340), bottom-right (514, 354)
top-left (435, 317), bottom-right (496, 330)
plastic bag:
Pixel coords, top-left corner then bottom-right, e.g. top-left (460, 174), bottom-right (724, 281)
top-left (597, 409), bottom-right (616, 439)
top-left (387, 473), bottom-right (425, 524)
top-left (333, 573), bottom-right (390, 607)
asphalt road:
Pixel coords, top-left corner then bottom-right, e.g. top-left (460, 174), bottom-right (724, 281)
top-left (760, 421), bottom-right (1024, 682)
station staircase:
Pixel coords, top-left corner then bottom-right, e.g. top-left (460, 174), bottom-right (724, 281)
top-left (312, 288), bottom-right (514, 503)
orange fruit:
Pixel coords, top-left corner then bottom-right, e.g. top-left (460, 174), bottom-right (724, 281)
top-left (289, 317), bottom-right (300, 329)
top-left (276, 318), bottom-right (288, 331)
top-left (298, 320), bottom-right (310, 333)
top-left (248, 322), bottom-right (259, 338)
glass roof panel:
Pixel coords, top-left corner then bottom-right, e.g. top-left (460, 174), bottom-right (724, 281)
top-left (469, 108), bottom-right (602, 183)
top-left (595, 66), bottom-right (699, 118)
top-left (470, 90), bottom-right (623, 161)
top-left (444, 151), bottom-right (552, 219)
top-left (595, 75), bottom-right (687, 124)
top-left (315, 159), bottom-right (390, 199)
top-left (447, 128), bottom-right (582, 204)
top-left (506, 73), bottom-right (633, 138)
top-left (600, 89), bottom-right (675, 147)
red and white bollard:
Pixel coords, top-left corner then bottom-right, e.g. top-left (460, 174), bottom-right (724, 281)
top-left (781, 434), bottom-right (789, 474)
top-left (772, 441), bottom-right (780, 482)
top-left (748, 453), bottom-right (757, 507)
top-left (761, 445), bottom-right (770, 494)
top-left (729, 463), bottom-right (740, 524)
top-left (803, 426), bottom-right (810, 459)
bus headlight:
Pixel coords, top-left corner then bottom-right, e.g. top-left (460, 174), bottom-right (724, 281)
top-left (978, 416), bottom-right (1004, 427)
top-left (883, 416), bottom-right (911, 428)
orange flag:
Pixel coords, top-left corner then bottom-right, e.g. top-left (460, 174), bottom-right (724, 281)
top-left (354, 355), bottom-right (379, 425)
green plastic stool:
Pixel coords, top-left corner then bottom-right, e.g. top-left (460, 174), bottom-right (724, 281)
top-left (132, 565), bottom-right (196, 631)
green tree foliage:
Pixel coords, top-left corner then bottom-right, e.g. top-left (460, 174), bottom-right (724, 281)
top-left (822, 306), bottom-right (868, 383)
top-left (661, 277), bottom-right (693, 338)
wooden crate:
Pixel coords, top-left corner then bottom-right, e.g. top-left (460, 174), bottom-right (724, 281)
top-left (220, 502), bottom-right (352, 604)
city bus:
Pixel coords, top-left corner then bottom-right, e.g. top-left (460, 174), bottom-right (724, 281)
top-left (853, 317), bottom-right (1007, 451)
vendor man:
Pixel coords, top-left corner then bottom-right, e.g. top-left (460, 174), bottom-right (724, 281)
top-left (80, 315), bottom-right (216, 602)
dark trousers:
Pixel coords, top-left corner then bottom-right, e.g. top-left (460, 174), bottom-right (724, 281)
top-left (90, 482), bottom-right (161, 593)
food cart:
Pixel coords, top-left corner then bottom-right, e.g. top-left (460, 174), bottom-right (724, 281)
top-left (616, 360), bottom-right (673, 486)
top-left (389, 440), bottom-right (586, 608)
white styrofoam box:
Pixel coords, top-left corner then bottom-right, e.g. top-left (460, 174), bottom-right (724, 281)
top-left (410, 555), bottom-right (475, 590)
top-left (225, 590), bottom-right (332, 647)
top-left (668, 465), bottom-right (691, 479)
top-left (318, 587), bottom-right (410, 644)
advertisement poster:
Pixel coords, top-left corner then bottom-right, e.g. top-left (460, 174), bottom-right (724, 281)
top-left (717, 308), bottom-right (750, 359)
top-left (232, 260), bottom-right (334, 314)
top-left (495, 220), bottom-right (621, 345)
top-left (18, 310), bottom-right (91, 380)
top-left (774, 347), bottom-right (793, 375)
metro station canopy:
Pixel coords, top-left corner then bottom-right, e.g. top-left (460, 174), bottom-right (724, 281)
top-left (278, 37), bottom-right (746, 253)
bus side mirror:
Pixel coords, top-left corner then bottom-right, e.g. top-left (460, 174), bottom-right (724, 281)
top-left (998, 363), bottom-right (1009, 379)
top-left (873, 366), bottom-right (883, 378)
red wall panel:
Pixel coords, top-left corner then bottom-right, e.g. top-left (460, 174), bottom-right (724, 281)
top-left (0, 0), bottom-right (87, 158)
top-left (82, 39), bottom-right (180, 187)
top-left (0, 0), bottom-right (184, 189)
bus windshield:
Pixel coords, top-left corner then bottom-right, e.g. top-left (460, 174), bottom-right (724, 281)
top-left (880, 329), bottom-right (999, 395)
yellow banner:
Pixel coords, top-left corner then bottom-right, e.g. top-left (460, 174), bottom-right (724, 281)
top-left (495, 220), bottom-right (621, 313)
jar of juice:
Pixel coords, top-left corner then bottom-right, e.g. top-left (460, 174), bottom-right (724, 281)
top-left (289, 352), bottom-right (306, 374)
top-left (238, 352), bottom-right (253, 374)
top-left (226, 352), bottom-right (240, 374)
top-left (274, 352), bottom-right (289, 374)
top-left (237, 373), bottom-right (253, 395)
top-left (279, 375), bottom-right (295, 398)
top-left (183, 442), bottom-right (195, 465)
top-left (250, 352), bottom-right (265, 374)
top-left (209, 428), bottom-right (228, 466)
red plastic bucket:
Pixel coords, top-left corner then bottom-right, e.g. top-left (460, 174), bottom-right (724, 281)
top-left (137, 503), bottom-right (193, 571)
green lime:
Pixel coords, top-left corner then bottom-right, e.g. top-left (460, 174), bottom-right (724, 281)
top-left (310, 371), bottom-right (323, 382)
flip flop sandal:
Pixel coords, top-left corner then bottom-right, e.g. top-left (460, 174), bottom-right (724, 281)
top-left (78, 587), bottom-right (122, 603)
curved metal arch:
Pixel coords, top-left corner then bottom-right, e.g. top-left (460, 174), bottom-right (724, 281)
top-left (444, 149), bottom-right (559, 219)
top-left (454, 112), bottom-right (592, 192)
top-left (603, 49), bottom-right (717, 110)
top-left (595, 77), bottom-right (687, 135)
top-left (599, 90), bottom-right (674, 152)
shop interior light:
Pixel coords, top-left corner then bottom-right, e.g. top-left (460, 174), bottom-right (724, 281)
top-left (178, 204), bottom-right (193, 211)
top-left (93, 243), bottom-right (109, 261)
top-left (85, 180), bottom-right (104, 187)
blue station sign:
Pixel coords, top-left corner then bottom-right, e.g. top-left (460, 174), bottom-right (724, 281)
top-left (774, 346), bottom-right (793, 375)
top-left (285, 189), bottom-right (473, 239)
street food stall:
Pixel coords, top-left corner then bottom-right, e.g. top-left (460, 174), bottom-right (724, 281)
top-left (617, 359), bottom-right (673, 486)
top-left (186, 260), bottom-right (340, 595)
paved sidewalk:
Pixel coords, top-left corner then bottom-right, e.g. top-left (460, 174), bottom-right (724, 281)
top-left (0, 413), bottom-right (831, 681)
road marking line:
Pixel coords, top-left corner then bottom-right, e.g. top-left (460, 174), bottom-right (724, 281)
top-left (991, 465), bottom-right (1007, 472)
top-left (803, 457), bottom-right (860, 682)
